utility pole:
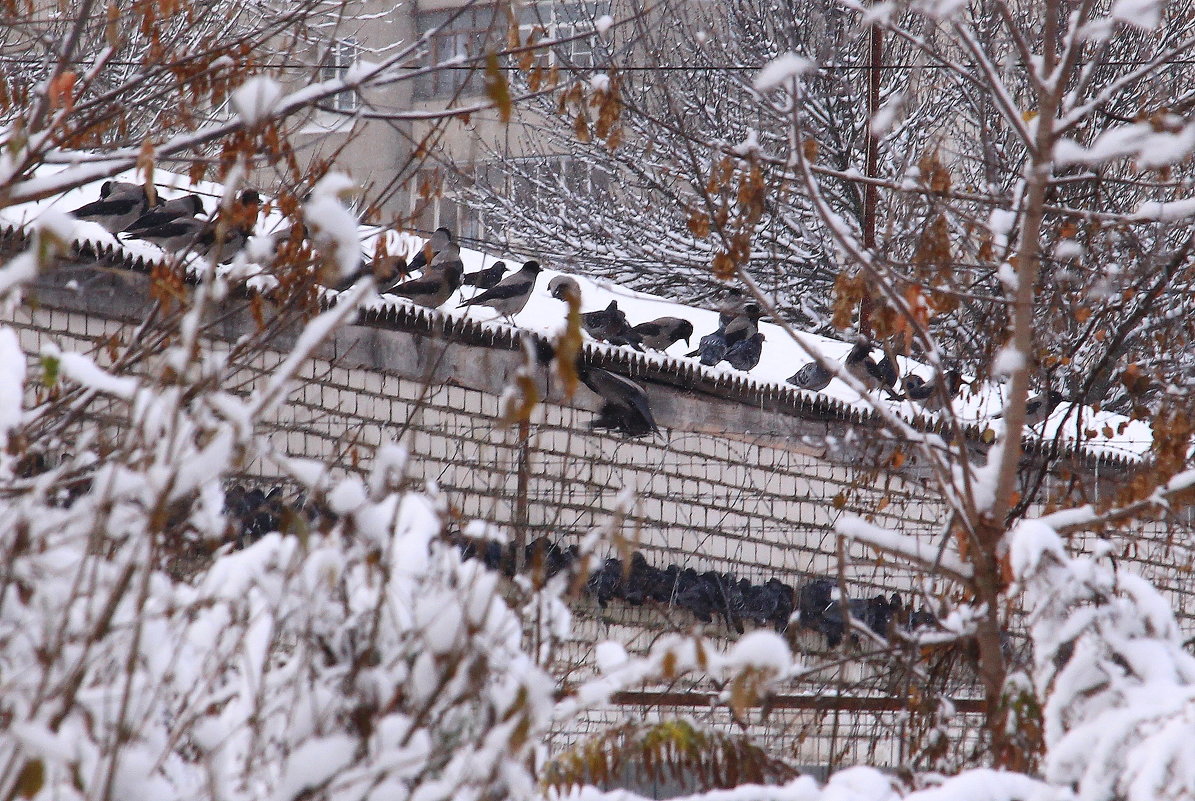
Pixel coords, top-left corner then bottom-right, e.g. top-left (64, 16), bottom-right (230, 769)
top-left (858, 24), bottom-right (883, 337)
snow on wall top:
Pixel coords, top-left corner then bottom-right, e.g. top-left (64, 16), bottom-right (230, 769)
top-left (0, 165), bottom-right (1153, 467)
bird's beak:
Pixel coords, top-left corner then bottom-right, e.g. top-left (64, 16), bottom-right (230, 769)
top-left (685, 335), bottom-right (692, 345)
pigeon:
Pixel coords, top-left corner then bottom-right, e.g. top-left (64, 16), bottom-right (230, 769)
top-left (457, 260), bottom-right (542, 319)
top-left (675, 568), bottom-right (716, 623)
top-left (578, 364), bottom-right (658, 437)
top-left (788, 360), bottom-right (832, 391)
top-left (461, 260), bottom-right (507, 289)
top-left (408, 226), bottom-right (452, 274)
top-left (632, 317), bottom-right (693, 351)
top-left (689, 330), bottom-right (727, 366)
top-left (581, 300), bottom-right (644, 350)
top-left (388, 246), bottom-right (464, 308)
top-left (904, 369), bottom-right (965, 411)
top-left (687, 302), bottom-right (762, 366)
top-left (548, 274), bottom-right (581, 303)
top-left (69, 185), bottom-right (151, 233)
top-left (123, 194), bottom-right (205, 236)
top-left (724, 331), bottom-right (764, 371)
top-left (588, 557), bottom-right (625, 607)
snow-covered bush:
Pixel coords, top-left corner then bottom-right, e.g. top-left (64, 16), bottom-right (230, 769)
top-left (0, 215), bottom-right (566, 800)
top-left (1011, 521), bottom-right (1195, 801)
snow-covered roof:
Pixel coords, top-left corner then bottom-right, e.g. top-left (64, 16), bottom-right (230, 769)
top-left (0, 166), bottom-right (1153, 468)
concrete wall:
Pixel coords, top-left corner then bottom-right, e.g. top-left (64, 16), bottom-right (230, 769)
top-left (7, 261), bottom-right (1195, 774)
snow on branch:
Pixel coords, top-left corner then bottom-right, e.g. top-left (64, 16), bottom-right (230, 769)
top-left (836, 514), bottom-right (973, 582)
top-left (1011, 519), bottom-right (1195, 801)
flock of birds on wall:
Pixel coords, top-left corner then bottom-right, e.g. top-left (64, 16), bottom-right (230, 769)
top-left (68, 181), bottom-right (260, 262)
top-left (67, 185), bottom-right (1068, 438)
top-left (225, 482), bottom-right (937, 648)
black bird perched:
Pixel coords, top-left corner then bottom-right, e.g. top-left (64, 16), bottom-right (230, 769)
top-left (131, 216), bottom-right (211, 254)
top-left (578, 363), bottom-right (658, 437)
top-left (632, 317), bottom-right (693, 351)
top-left (724, 331), bottom-right (764, 371)
top-left (873, 351), bottom-right (899, 392)
top-left (123, 194), bottom-right (205, 236)
top-left (788, 360), bottom-right (832, 391)
top-left (994, 389), bottom-right (1064, 425)
top-left (333, 253), bottom-right (408, 292)
top-left (844, 342), bottom-right (900, 397)
top-left (99, 180), bottom-right (144, 200)
top-left (408, 226), bottom-right (453, 274)
top-left (68, 184), bottom-right (151, 233)
top-left (461, 260), bottom-right (507, 290)
top-left (388, 245), bottom-right (464, 308)
top-left (904, 369), bottom-right (965, 411)
top-left (581, 300), bottom-right (645, 350)
top-left (458, 260), bottom-right (542, 320)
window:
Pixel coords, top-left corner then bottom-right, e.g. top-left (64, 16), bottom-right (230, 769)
top-left (491, 154), bottom-right (612, 214)
top-left (321, 38), bottom-right (359, 112)
top-left (415, 6), bottom-right (503, 99)
top-left (408, 167), bottom-right (476, 240)
top-left (517, 1), bottom-right (608, 69)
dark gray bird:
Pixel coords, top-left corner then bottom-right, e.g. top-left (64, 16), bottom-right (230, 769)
top-left (457, 260), bottom-right (541, 319)
top-left (335, 253), bottom-right (408, 292)
top-left (388, 245), bottom-right (464, 308)
top-left (687, 302), bottom-right (762, 366)
top-left (548, 275), bottom-right (581, 303)
top-left (994, 390), bottom-right (1063, 425)
top-left (873, 351), bottom-right (899, 392)
top-left (579, 364), bottom-right (658, 437)
top-left (632, 317), bottom-right (693, 351)
top-left (123, 194), bottom-right (205, 236)
top-left (408, 227), bottom-right (452, 274)
top-left (722, 302), bottom-right (762, 348)
top-left (131, 216), bottom-right (211, 253)
top-left (690, 331), bottom-right (727, 366)
top-left (844, 342), bottom-right (900, 397)
top-left (724, 331), bottom-right (764, 371)
top-left (69, 185), bottom-right (151, 233)
top-left (788, 360), bottom-right (832, 391)
top-left (581, 300), bottom-right (644, 350)
top-left (200, 224), bottom-right (253, 263)
top-left (461, 260), bottom-right (507, 290)
top-left (904, 370), bottom-right (965, 411)
top-left (99, 180), bottom-right (144, 200)
top-left (716, 290), bottom-right (745, 325)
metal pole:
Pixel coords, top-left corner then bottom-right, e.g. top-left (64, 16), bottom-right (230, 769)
top-left (858, 24), bottom-right (883, 336)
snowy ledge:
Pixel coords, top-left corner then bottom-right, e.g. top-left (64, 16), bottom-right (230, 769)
top-left (0, 199), bottom-right (1148, 471)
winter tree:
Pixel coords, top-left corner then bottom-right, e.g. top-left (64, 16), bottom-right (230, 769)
top-left (2, 0), bottom-right (1195, 797)
top-left (470, 0), bottom-right (1195, 774)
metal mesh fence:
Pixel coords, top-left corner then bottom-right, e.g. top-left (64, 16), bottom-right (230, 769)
top-left (6, 297), bottom-right (1194, 778)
